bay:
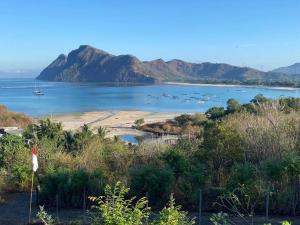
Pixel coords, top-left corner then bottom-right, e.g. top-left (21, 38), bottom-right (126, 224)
top-left (0, 78), bottom-right (299, 117)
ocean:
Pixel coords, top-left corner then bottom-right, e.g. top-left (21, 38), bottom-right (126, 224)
top-left (0, 78), bottom-right (299, 117)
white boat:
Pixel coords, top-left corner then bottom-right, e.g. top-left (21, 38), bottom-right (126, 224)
top-left (33, 80), bottom-right (44, 95)
top-left (33, 89), bottom-right (44, 95)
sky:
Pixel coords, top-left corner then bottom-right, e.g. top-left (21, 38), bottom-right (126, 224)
top-left (0, 0), bottom-right (299, 76)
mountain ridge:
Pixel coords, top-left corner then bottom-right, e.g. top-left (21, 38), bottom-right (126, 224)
top-left (37, 45), bottom-right (298, 84)
top-left (272, 63), bottom-right (300, 75)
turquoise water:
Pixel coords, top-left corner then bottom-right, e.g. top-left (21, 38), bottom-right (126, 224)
top-left (0, 78), bottom-right (299, 116)
top-left (120, 134), bottom-right (138, 144)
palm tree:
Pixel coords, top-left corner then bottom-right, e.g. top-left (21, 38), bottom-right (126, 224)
top-left (97, 126), bottom-right (107, 140)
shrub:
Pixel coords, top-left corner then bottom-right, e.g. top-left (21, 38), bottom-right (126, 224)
top-left (89, 181), bottom-right (150, 225)
top-left (174, 114), bottom-right (193, 126)
top-left (40, 168), bottom-right (104, 208)
top-left (11, 165), bottom-right (32, 191)
top-left (152, 194), bottom-right (195, 225)
top-left (36, 205), bottom-right (56, 225)
top-left (130, 164), bottom-right (175, 204)
top-left (133, 118), bottom-right (145, 129)
top-left (205, 107), bottom-right (226, 120)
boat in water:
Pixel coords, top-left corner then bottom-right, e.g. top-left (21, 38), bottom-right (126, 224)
top-left (33, 80), bottom-right (44, 95)
top-left (33, 89), bottom-right (44, 95)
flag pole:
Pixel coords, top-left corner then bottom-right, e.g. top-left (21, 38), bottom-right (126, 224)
top-left (28, 170), bottom-right (34, 224)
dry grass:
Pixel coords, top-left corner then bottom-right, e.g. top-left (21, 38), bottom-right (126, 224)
top-left (0, 105), bottom-right (32, 128)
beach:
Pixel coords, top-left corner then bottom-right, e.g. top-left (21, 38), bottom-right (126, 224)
top-left (165, 82), bottom-right (298, 90)
top-left (50, 111), bottom-right (183, 137)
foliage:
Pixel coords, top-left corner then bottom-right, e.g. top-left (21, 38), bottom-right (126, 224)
top-left (130, 164), bottom-right (175, 204)
top-left (175, 114), bottom-right (193, 126)
top-left (133, 118), bottom-right (145, 129)
top-left (40, 168), bottom-right (104, 207)
top-left (209, 212), bottom-right (230, 225)
top-left (11, 165), bottom-right (32, 191)
top-left (97, 126), bottom-right (108, 140)
top-left (0, 134), bottom-right (29, 169)
top-left (152, 194), bottom-right (195, 225)
top-left (205, 107), bottom-right (226, 120)
top-left (2, 95), bottom-right (300, 218)
top-left (226, 98), bottom-right (241, 114)
top-left (36, 205), bottom-right (56, 225)
top-left (89, 181), bottom-right (150, 225)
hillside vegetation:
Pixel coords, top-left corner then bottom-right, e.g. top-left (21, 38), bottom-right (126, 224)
top-left (0, 96), bottom-right (300, 224)
top-left (0, 105), bottom-right (32, 128)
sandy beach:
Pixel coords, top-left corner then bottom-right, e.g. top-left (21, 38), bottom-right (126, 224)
top-left (165, 82), bottom-right (298, 90)
top-left (50, 111), bottom-right (183, 137)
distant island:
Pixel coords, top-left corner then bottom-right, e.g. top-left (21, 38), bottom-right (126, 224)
top-left (37, 45), bottom-right (300, 87)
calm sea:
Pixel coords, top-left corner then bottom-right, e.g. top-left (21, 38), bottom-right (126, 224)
top-left (0, 78), bottom-right (299, 117)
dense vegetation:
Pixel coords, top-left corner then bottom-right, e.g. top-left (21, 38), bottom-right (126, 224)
top-left (0, 95), bottom-right (300, 224)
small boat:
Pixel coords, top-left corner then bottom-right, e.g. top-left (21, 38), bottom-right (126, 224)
top-left (33, 80), bottom-right (44, 95)
top-left (33, 89), bottom-right (44, 96)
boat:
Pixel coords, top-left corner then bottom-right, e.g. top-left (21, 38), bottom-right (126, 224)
top-left (33, 80), bottom-right (44, 95)
top-left (33, 89), bottom-right (44, 95)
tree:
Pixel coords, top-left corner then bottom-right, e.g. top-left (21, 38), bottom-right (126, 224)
top-left (0, 135), bottom-right (29, 169)
top-left (205, 107), bottom-right (226, 120)
top-left (202, 122), bottom-right (244, 186)
top-left (174, 114), bottom-right (193, 126)
top-left (251, 94), bottom-right (269, 105)
top-left (130, 164), bottom-right (175, 204)
top-left (133, 118), bottom-right (145, 129)
top-left (97, 126), bottom-right (107, 140)
top-left (226, 98), bottom-right (240, 114)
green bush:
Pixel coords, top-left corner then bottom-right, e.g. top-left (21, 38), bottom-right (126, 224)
top-left (130, 164), bottom-right (175, 205)
top-left (11, 165), bottom-right (32, 191)
top-left (152, 194), bottom-right (195, 225)
top-left (89, 181), bottom-right (150, 225)
top-left (40, 168), bottom-right (104, 208)
top-left (205, 107), bottom-right (226, 120)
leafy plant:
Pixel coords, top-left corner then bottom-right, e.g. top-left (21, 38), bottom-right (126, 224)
top-left (152, 194), bottom-right (195, 225)
top-left (89, 181), bottom-right (150, 225)
top-left (36, 205), bottom-right (56, 225)
top-left (210, 212), bottom-right (230, 225)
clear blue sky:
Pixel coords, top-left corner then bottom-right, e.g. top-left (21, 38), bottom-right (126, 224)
top-left (0, 0), bottom-right (299, 75)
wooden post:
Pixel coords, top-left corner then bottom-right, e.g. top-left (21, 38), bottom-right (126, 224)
top-left (56, 194), bottom-right (59, 222)
top-left (28, 172), bottom-right (34, 224)
top-left (82, 188), bottom-right (86, 223)
top-left (265, 191), bottom-right (269, 222)
top-left (198, 188), bottom-right (202, 225)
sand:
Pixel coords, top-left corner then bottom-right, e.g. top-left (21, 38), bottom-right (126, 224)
top-left (50, 111), bottom-right (183, 137)
top-left (165, 82), bottom-right (298, 90)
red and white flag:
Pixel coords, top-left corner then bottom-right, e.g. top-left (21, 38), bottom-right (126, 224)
top-left (32, 146), bottom-right (38, 172)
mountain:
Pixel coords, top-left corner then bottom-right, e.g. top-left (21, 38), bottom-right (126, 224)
top-left (37, 45), bottom-right (155, 83)
top-left (37, 45), bottom-right (294, 84)
top-left (272, 63), bottom-right (300, 75)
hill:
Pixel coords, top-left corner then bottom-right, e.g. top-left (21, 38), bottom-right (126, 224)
top-left (272, 63), bottom-right (300, 75)
top-left (37, 45), bottom-right (296, 84)
top-left (0, 105), bottom-right (32, 128)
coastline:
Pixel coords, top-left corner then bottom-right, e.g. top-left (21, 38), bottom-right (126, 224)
top-left (50, 110), bottom-right (184, 137)
top-left (165, 82), bottom-right (299, 91)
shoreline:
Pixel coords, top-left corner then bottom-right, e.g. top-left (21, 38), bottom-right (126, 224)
top-left (165, 82), bottom-right (299, 91)
top-left (50, 110), bottom-right (184, 137)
